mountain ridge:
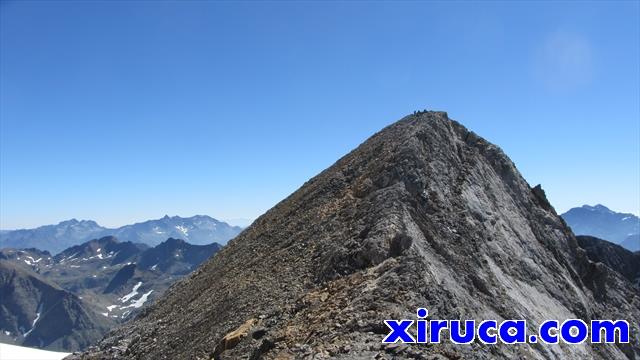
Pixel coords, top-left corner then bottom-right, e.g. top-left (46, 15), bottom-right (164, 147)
top-left (73, 111), bottom-right (640, 359)
top-left (0, 215), bottom-right (242, 253)
top-left (562, 204), bottom-right (640, 251)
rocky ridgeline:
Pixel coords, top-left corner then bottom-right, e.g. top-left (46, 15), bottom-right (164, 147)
top-left (73, 112), bottom-right (639, 359)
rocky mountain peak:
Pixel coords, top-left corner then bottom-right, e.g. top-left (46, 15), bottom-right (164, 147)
top-left (582, 204), bottom-right (615, 213)
top-left (74, 112), bottom-right (639, 359)
top-left (58, 218), bottom-right (79, 226)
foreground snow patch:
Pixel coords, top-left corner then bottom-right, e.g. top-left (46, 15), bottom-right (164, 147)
top-left (0, 343), bottom-right (69, 360)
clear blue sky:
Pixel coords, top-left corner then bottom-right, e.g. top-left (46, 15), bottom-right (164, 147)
top-left (1, 1), bottom-right (638, 229)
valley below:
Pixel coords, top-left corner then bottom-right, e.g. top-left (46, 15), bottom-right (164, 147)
top-left (0, 236), bottom-right (223, 351)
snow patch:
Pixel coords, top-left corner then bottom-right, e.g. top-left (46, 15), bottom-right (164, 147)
top-left (23, 256), bottom-right (43, 266)
top-left (175, 225), bottom-right (189, 236)
top-left (119, 282), bottom-right (142, 303)
top-left (60, 253), bottom-right (78, 263)
top-left (23, 304), bottom-right (42, 338)
top-left (85, 253), bottom-right (104, 261)
top-left (0, 342), bottom-right (70, 360)
top-left (122, 290), bottom-right (154, 309)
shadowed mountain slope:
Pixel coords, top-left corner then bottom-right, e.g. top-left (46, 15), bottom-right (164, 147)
top-left (74, 112), bottom-right (640, 359)
top-left (0, 261), bottom-right (112, 351)
top-left (136, 238), bottom-right (222, 275)
top-left (576, 235), bottom-right (639, 286)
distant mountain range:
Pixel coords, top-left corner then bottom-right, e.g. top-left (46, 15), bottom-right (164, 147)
top-left (0, 236), bottom-right (221, 351)
top-left (561, 204), bottom-right (639, 251)
top-left (0, 215), bottom-right (242, 254)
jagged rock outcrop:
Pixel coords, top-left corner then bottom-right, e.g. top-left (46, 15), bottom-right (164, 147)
top-left (72, 112), bottom-right (640, 359)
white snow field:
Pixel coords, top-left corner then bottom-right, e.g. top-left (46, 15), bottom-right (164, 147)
top-left (0, 343), bottom-right (70, 360)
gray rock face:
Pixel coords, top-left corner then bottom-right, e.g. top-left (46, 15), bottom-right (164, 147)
top-left (72, 112), bottom-right (640, 359)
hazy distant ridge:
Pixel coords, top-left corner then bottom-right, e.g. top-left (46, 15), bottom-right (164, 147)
top-left (0, 215), bottom-right (242, 253)
top-left (561, 204), bottom-right (639, 251)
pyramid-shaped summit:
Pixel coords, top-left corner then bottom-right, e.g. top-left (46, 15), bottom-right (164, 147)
top-left (75, 111), bottom-right (639, 359)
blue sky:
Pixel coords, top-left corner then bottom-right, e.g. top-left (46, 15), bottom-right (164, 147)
top-left (1, 1), bottom-right (638, 229)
